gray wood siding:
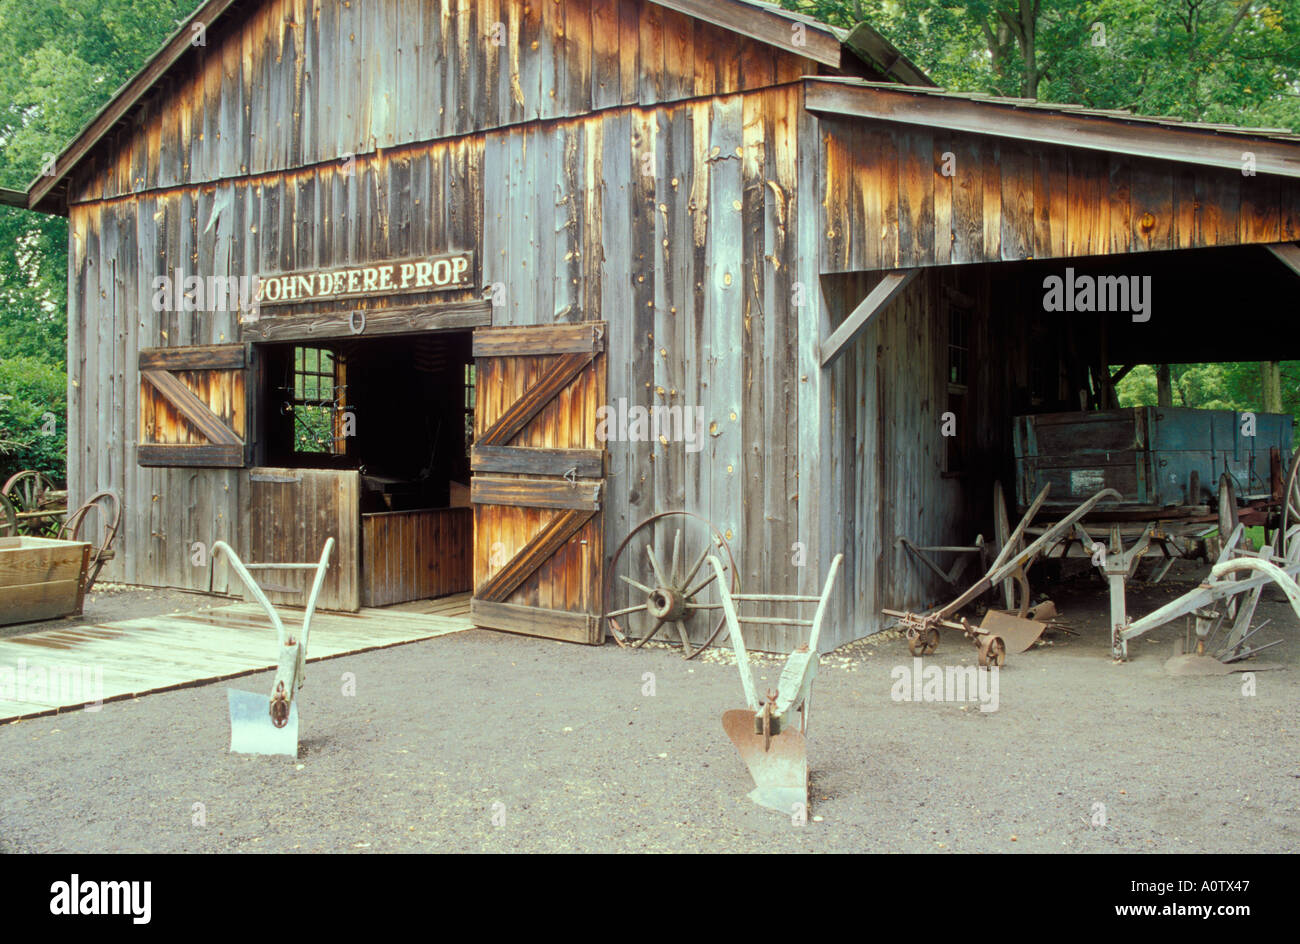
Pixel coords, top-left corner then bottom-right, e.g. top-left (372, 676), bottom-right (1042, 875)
top-left (67, 79), bottom-right (829, 651)
top-left (65, 0), bottom-right (820, 205)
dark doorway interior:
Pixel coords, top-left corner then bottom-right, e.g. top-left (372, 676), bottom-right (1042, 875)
top-left (256, 331), bottom-right (475, 605)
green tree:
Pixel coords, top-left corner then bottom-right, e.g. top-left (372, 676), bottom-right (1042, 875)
top-left (0, 355), bottom-right (67, 482)
top-left (782, 0), bottom-right (1300, 130)
top-left (1116, 361), bottom-right (1300, 424)
top-left (0, 0), bottom-right (204, 363)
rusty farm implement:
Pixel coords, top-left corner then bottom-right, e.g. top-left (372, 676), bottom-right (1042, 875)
top-left (710, 553), bottom-right (844, 815)
top-left (887, 484), bottom-right (1121, 665)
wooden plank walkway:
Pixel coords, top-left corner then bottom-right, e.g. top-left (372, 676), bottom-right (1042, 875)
top-left (0, 593), bottom-right (473, 722)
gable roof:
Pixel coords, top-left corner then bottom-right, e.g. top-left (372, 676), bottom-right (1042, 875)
top-left (14, 0), bottom-right (930, 215)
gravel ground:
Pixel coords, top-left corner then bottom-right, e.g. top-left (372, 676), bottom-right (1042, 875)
top-left (1, 567), bottom-right (1296, 854)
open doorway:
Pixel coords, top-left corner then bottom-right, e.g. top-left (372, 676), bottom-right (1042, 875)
top-left (256, 331), bottom-right (475, 606)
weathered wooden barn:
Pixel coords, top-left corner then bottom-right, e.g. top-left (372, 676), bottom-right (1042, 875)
top-left (11, 0), bottom-right (1300, 652)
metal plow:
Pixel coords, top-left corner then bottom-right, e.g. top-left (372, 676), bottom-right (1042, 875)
top-left (711, 554), bottom-right (844, 815)
top-left (211, 537), bottom-right (335, 757)
top-left (885, 485), bottom-right (1121, 663)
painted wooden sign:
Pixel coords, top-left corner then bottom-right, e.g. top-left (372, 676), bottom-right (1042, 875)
top-left (255, 252), bottom-right (474, 304)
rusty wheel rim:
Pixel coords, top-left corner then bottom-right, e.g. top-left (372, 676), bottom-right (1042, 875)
top-left (906, 625), bottom-right (940, 657)
top-left (978, 634), bottom-right (1006, 667)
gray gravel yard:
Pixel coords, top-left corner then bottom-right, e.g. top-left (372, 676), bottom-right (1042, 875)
top-left (1, 572), bottom-right (1296, 854)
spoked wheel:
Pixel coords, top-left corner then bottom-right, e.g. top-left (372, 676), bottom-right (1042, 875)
top-left (2, 471), bottom-right (59, 535)
top-left (1278, 458), bottom-right (1300, 563)
top-left (58, 490), bottom-right (122, 592)
top-left (1218, 474), bottom-right (1240, 546)
top-left (603, 511), bottom-right (738, 659)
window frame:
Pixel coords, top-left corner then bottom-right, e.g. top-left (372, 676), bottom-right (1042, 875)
top-left (288, 344), bottom-right (346, 457)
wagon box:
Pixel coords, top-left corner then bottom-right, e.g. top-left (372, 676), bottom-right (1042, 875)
top-left (0, 537), bottom-right (93, 626)
top-left (1013, 407), bottom-right (1295, 512)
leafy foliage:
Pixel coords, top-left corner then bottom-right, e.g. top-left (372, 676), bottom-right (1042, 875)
top-left (782, 0), bottom-right (1300, 130)
top-left (0, 355), bottom-right (67, 483)
top-left (1116, 362), bottom-right (1300, 418)
top-left (0, 0), bottom-right (203, 366)
top-left (0, 0), bottom-right (202, 487)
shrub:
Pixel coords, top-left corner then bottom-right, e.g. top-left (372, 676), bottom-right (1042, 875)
top-left (0, 355), bottom-right (67, 485)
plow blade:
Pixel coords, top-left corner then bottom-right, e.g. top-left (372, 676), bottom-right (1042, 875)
top-left (722, 709), bottom-right (808, 814)
top-left (228, 688), bottom-right (298, 756)
top-left (979, 610), bottom-right (1048, 653)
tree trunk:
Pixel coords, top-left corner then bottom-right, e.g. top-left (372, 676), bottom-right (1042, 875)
top-left (1261, 361), bottom-right (1283, 413)
top-left (1157, 364), bottom-right (1173, 407)
top-left (1020, 0), bottom-right (1038, 98)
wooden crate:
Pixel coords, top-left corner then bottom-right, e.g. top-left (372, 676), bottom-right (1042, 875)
top-left (0, 536), bottom-right (92, 626)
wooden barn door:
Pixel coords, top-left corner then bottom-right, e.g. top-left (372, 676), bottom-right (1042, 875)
top-left (137, 344), bottom-right (249, 467)
top-left (247, 467), bottom-right (361, 612)
top-left (470, 323), bottom-right (607, 644)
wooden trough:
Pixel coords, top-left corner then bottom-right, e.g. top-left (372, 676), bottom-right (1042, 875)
top-left (0, 536), bottom-right (93, 626)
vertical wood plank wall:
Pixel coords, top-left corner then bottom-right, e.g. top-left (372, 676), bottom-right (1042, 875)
top-left (64, 0), bottom-right (831, 648)
top-left (246, 467), bottom-right (361, 610)
top-left (361, 507), bottom-right (472, 607)
top-left (818, 115), bottom-right (1300, 272)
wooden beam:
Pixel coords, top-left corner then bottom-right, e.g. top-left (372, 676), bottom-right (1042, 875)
top-left (819, 270), bottom-right (917, 368)
top-left (139, 343), bottom-right (245, 370)
top-left (478, 352), bottom-right (595, 446)
top-left (649, 0), bottom-right (841, 67)
top-left (472, 322), bottom-right (606, 357)
top-left (1265, 242), bottom-right (1300, 278)
top-left (240, 301), bottom-right (492, 343)
top-left (471, 445), bottom-right (605, 478)
top-left (137, 443), bottom-right (244, 467)
top-left (805, 80), bottom-right (1300, 179)
top-left (471, 475), bottom-right (603, 511)
top-left (842, 23), bottom-right (935, 87)
top-left (469, 598), bottom-right (601, 645)
top-left (1109, 364), bottom-right (1135, 385)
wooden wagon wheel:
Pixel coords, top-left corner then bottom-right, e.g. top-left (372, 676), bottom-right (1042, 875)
top-left (2, 470), bottom-right (60, 534)
top-left (1278, 456), bottom-right (1300, 563)
top-left (992, 481), bottom-right (1029, 613)
top-left (0, 493), bottom-right (16, 537)
top-left (57, 490), bottom-right (121, 593)
top-left (1218, 474), bottom-right (1240, 547)
top-left (603, 511), bottom-right (738, 659)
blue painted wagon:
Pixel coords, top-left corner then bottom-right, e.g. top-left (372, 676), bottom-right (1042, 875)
top-left (1013, 406), bottom-right (1293, 527)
